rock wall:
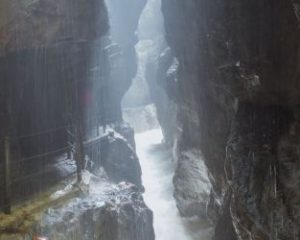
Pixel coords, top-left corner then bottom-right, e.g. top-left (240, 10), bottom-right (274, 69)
top-left (0, 0), bottom-right (115, 140)
top-left (0, 0), bottom-right (111, 211)
top-left (149, 47), bottom-right (178, 145)
top-left (0, 1), bottom-right (154, 239)
top-left (104, 0), bottom-right (147, 118)
top-left (122, 0), bottom-right (165, 108)
top-left (0, 181), bottom-right (155, 240)
top-left (125, 0), bottom-right (178, 144)
top-left (0, 0), bottom-right (147, 224)
top-left (160, 0), bottom-right (300, 239)
top-left (0, 0), bottom-right (108, 52)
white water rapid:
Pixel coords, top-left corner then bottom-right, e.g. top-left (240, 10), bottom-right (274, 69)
top-left (136, 129), bottom-right (211, 240)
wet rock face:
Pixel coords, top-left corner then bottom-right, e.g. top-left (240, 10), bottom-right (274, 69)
top-left (13, 182), bottom-right (154, 240)
top-left (101, 135), bottom-right (143, 190)
top-left (0, 0), bottom-right (111, 210)
top-left (0, 0), bottom-right (108, 51)
top-left (227, 104), bottom-right (295, 239)
top-left (0, 0), bottom-right (109, 138)
top-left (0, 1), bottom-right (152, 239)
top-left (160, 0), bottom-right (300, 239)
top-left (122, 0), bottom-right (166, 109)
top-left (105, 0), bottom-right (147, 121)
top-left (87, 131), bottom-right (143, 190)
top-left (0, 0), bottom-right (109, 132)
top-left (173, 149), bottom-right (211, 219)
top-left (147, 47), bottom-right (178, 146)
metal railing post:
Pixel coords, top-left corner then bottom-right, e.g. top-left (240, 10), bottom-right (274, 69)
top-left (4, 136), bottom-right (11, 214)
top-left (74, 125), bottom-right (84, 183)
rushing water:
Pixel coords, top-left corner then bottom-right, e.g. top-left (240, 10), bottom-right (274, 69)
top-left (136, 129), bottom-right (210, 240)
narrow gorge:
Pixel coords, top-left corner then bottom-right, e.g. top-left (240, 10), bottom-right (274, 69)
top-left (1, 1), bottom-right (300, 240)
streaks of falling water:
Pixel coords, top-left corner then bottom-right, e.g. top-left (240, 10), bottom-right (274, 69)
top-left (136, 129), bottom-right (210, 240)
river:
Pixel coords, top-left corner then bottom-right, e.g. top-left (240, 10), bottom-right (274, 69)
top-left (136, 129), bottom-right (211, 240)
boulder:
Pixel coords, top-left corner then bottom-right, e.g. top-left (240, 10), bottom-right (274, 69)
top-left (88, 132), bottom-right (143, 190)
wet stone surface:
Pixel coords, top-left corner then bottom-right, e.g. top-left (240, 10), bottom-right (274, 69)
top-left (3, 179), bottom-right (155, 240)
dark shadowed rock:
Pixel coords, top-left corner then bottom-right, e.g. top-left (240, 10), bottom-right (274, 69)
top-left (0, 0), bottom-right (108, 51)
top-left (173, 149), bottom-right (211, 219)
top-left (88, 132), bottom-right (143, 190)
top-left (103, 134), bottom-right (143, 190)
top-left (159, 0), bottom-right (300, 239)
top-left (0, 0), bottom-right (110, 210)
top-left (114, 123), bottom-right (136, 150)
